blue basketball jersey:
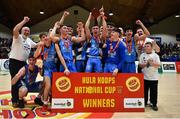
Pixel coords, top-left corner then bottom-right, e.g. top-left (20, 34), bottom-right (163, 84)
top-left (89, 36), bottom-right (101, 56)
top-left (59, 38), bottom-right (73, 61)
top-left (104, 39), bottom-right (123, 64)
top-left (42, 43), bottom-right (56, 69)
top-left (23, 64), bottom-right (39, 86)
top-left (123, 38), bottom-right (137, 62)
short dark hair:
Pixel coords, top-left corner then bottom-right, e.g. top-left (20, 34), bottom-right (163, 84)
top-left (28, 52), bottom-right (35, 59)
top-left (112, 27), bottom-right (122, 35)
top-left (124, 25), bottom-right (133, 32)
top-left (67, 25), bottom-right (73, 28)
top-left (92, 24), bottom-right (99, 27)
top-left (92, 19), bottom-right (99, 27)
top-left (136, 26), bottom-right (142, 31)
top-left (107, 22), bottom-right (115, 27)
top-left (145, 42), bottom-right (153, 47)
top-left (39, 33), bottom-right (47, 39)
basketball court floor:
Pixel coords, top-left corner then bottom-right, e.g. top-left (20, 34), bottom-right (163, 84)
top-left (0, 72), bottom-right (180, 118)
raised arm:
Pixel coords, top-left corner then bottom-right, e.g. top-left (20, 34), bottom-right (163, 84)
top-left (134, 20), bottom-right (150, 41)
top-left (34, 42), bottom-right (44, 58)
top-left (101, 11), bottom-right (107, 41)
top-left (72, 28), bottom-right (85, 43)
top-left (59, 11), bottom-right (69, 25)
top-left (50, 11), bottom-right (69, 43)
top-left (11, 67), bottom-right (26, 85)
top-left (50, 22), bottom-right (61, 43)
top-left (152, 40), bottom-right (160, 53)
top-left (13, 16), bottom-right (30, 39)
top-left (85, 12), bottom-right (92, 41)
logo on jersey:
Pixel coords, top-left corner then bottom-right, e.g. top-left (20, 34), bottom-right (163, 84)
top-left (64, 41), bottom-right (70, 48)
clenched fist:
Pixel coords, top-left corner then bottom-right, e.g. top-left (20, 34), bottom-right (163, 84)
top-left (23, 16), bottom-right (30, 23)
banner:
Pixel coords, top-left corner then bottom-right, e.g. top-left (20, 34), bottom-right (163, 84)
top-left (52, 73), bottom-right (144, 112)
top-left (0, 60), bottom-right (2, 71)
top-left (0, 92), bottom-right (114, 118)
top-left (162, 62), bottom-right (177, 73)
top-left (0, 59), bottom-right (9, 72)
top-left (175, 62), bottom-right (180, 73)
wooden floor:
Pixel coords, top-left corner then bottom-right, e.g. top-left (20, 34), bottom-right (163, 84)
top-left (0, 72), bottom-right (180, 118)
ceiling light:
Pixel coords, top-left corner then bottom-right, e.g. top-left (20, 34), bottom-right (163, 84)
top-left (175, 14), bottom-right (180, 18)
top-left (109, 12), bottom-right (113, 16)
top-left (40, 10), bottom-right (44, 15)
top-left (175, 12), bottom-right (180, 18)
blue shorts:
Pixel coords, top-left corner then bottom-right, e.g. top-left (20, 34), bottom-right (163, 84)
top-left (104, 63), bottom-right (117, 73)
top-left (75, 60), bottom-right (86, 72)
top-left (27, 82), bottom-right (42, 92)
top-left (16, 80), bottom-right (42, 92)
top-left (44, 67), bottom-right (57, 79)
top-left (60, 60), bottom-right (77, 72)
top-left (122, 62), bottom-right (136, 73)
top-left (85, 57), bottom-right (102, 72)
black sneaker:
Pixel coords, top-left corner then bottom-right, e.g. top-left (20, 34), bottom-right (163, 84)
top-left (34, 97), bottom-right (44, 106)
top-left (145, 103), bottom-right (153, 107)
top-left (152, 105), bottom-right (158, 111)
top-left (12, 102), bottom-right (18, 108)
top-left (49, 95), bottom-right (52, 103)
top-left (18, 99), bottom-right (25, 108)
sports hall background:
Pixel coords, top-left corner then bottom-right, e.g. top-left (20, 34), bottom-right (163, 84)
top-left (0, 0), bottom-right (180, 118)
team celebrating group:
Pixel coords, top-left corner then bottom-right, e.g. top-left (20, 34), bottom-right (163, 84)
top-left (9, 8), bottom-right (161, 112)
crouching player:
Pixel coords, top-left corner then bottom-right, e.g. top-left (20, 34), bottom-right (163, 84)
top-left (11, 53), bottom-right (44, 108)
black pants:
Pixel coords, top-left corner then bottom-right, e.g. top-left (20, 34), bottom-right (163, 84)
top-left (9, 58), bottom-right (26, 103)
top-left (144, 80), bottom-right (158, 106)
top-left (138, 65), bottom-right (142, 73)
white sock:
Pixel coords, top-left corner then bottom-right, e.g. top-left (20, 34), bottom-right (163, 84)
top-left (43, 100), bottom-right (48, 105)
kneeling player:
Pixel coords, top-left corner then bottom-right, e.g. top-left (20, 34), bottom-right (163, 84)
top-left (11, 54), bottom-right (44, 108)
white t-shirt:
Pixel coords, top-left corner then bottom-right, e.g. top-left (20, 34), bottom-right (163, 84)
top-left (9, 35), bottom-right (37, 61)
top-left (139, 52), bottom-right (160, 81)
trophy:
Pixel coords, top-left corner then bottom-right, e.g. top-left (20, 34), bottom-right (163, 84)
top-left (91, 6), bottom-right (106, 25)
top-left (91, 8), bottom-right (100, 25)
top-left (92, 8), bottom-right (100, 19)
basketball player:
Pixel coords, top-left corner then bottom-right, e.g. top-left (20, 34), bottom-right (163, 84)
top-left (35, 31), bottom-right (71, 111)
top-left (85, 11), bottom-right (107, 72)
top-left (50, 11), bottom-right (85, 72)
top-left (103, 28), bottom-right (126, 75)
top-left (122, 26), bottom-right (136, 73)
top-left (134, 20), bottom-right (160, 72)
top-left (73, 22), bottom-right (87, 72)
top-left (11, 53), bottom-right (43, 108)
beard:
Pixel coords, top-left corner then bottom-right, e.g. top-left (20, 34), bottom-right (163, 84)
top-left (22, 34), bottom-right (28, 39)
